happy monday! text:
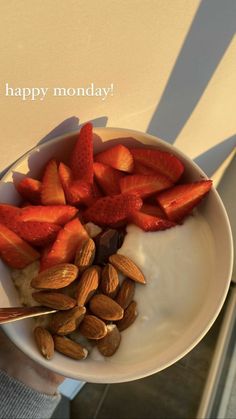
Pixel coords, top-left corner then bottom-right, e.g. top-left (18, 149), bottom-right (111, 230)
top-left (4, 83), bottom-right (114, 101)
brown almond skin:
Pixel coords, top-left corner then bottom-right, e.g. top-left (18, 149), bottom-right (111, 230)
top-left (50, 306), bottom-right (86, 335)
top-left (32, 291), bottom-right (76, 310)
top-left (116, 301), bottom-right (138, 331)
top-left (54, 335), bottom-right (88, 360)
top-left (31, 263), bottom-right (79, 289)
top-left (34, 326), bottom-right (54, 360)
top-left (101, 264), bottom-right (119, 298)
top-left (74, 238), bottom-right (96, 272)
top-left (109, 254), bottom-right (146, 284)
top-left (97, 324), bottom-right (121, 357)
top-left (79, 315), bottom-right (107, 340)
top-left (76, 266), bottom-right (100, 306)
top-left (115, 278), bottom-right (135, 309)
top-left (89, 294), bottom-right (124, 321)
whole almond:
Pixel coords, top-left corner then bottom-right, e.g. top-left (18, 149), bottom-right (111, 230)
top-left (109, 254), bottom-right (146, 284)
top-left (76, 266), bottom-right (100, 306)
top-left (115, 278), bottom-right (135, 309)
top-left (50, 306), bottom-right (86, 335)
top-left (89, 294), bottom-right (124, 321)
top-left (32, 291), bottom-right (76, 310)
top-left (74, 238), bottom-right (96, 272)
top-left (116, 301), bottom-right (138, 331)
top-left (79, 315), bottom-right (107, 340)
top-left (34, 326), bottom-right (54, 360)
top-left (31, 263), bottom-right (79, 289)
top-left (54, 335), bottom-right (88, 360)
top-left (101, 264), bottom-right (119, 298)
top-left (97, 324), bottom-right (121, 357)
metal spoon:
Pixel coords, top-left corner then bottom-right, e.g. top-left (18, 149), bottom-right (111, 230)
top-left (0, 306), bottom-right (57, 324)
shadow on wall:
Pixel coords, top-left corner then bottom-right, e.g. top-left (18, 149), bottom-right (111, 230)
top-left (147, 0), bottom-right (236, 145)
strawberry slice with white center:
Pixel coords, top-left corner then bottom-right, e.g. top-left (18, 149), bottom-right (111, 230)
top-left (130, 148), bottom-right (184, 183)
top-left (157, 180), bottom-right (213, 221)
top-left (58, 162), bottom-right (93, 206)
top-left (40, 218), bottom-right (89, 271)
top-left (0, 223), bottom-right (40, 268)
top-left (15, 177), bottom-right (42, 204)
top-left (120, 174), bottom-right (172, 198)
top-left (131, 211), bottom-right (176, 232)
top-left (20, 205), bottom-right (78, 225)
top-left (70, 122), bottom-right (94, 183)
top-left (0, 204), bottom-right (61, 247)
top-left (95, 144), bottom-right (134, 173)
top-left (84, 193), bottom-right (142, 226)
top-left (41, 159), bottom-right (66, 205)
top-left (93, 162), bottom-right (123, 195)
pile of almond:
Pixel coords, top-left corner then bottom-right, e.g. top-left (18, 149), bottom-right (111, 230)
top-left (32, 238), bottom-right (146, 361)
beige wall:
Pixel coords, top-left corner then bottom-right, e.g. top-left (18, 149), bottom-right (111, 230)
top-left (0, 0), bottom-right (235, 174)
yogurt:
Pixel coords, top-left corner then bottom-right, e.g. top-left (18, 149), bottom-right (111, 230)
top-left (91, 213), bottom-right (215, 363)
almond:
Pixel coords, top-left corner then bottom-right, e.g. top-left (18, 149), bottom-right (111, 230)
top-left (76, 266), bottom-right (101, 306)
top-left (31, 263), bottom-right (79, 289)
top-left (74, 238), bottom-right (96, 272)
top-left (115, 278), bottom-right (135, 309)
top-left (100, 264), bottom-right (119, 298)
top-left (109, 254), bottom-right (146, 284)
top-left (97, 324), bottom-right (121, 357)
top-left (54, 335), bottom-right (88, 360)
top-left (34, 326), bottom-right (54, 360)
top-left (32, 291), bottom-right (76, 310)
top-left (89, 294), bottom-right (124, 321)
top-left (50, 306), bottom-right (86, 335)
top-left (79, 315), bottom-right (107, 340)
top-left (116, 301), bottom-right (138, 331)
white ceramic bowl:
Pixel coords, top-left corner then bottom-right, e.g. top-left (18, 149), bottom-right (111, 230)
top-left (0, 128), bottom-right (233, 383)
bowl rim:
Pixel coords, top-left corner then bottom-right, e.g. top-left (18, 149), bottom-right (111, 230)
top-left (1, 126), bottom-right (234, 383)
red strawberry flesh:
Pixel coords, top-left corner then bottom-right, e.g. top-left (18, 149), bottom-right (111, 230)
top-left (20, 205), bottom-right (77, 225)
top-left (130, 148), bottom-right (184, 182)
top-left (93, 162), bottom-right (123, 195)
top-left (40, 218), bottom-right (89, 270)
top-left (131, 211), bottom-right (176, 232)
top-left (15, 177), bottom-right (42, 204)
top-left (70, 122), bottom-right (93, 183)
top-left (120, 174), bottom-right (172, 198)
top-left (41, 159), bottom-right (66, 205)
top-left (0, 223), bottom-right (40, 268)
top-left (84, 193), bottom-right (142, 226)
top-left (95, 144), bottom-right (134, 173)
top-left (157, 180), bottom-right (213, 221)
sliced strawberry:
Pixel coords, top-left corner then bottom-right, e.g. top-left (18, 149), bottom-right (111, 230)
top-left (95, 144), bottom-right (134, 173)
top-left (70, 122), bottom-right (93, 183)
top-left (15, 177), bottom-right (42, 204)
top-left (0, 223), bottom-right (40, 268)
top-left (130, 212), bottom-right (176, 232)
top-left (93, 162), bottom-right (123, 195)
top-left (130, 148), bottom-right (184, 182)
top-left (157, 180), bottom-right (213, 221)
top-left (84, 193), bottom-right (142, 226)
top-left (141, 203), bottom-right (166, 218)
top-left (20, 205), bottom-right (77, 225)
top-left (41, 159), bottom-right (66, 205)
top-left (58, 162), bottom-right (92, 206)
top-left (133, 162), bottom-right (157, 176)
top-left (120, 174), bottom-right (172, 198)
top-left (40, 218), bottom-right (89, 270)
top-left (0, 204), bottom-right (61, 247)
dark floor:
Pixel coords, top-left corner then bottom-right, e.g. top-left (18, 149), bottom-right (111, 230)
top-left (52, 308), bottom-right (224, 419)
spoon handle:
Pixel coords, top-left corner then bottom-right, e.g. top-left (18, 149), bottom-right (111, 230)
top-left (0, 306), bottom-right (56, 324)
